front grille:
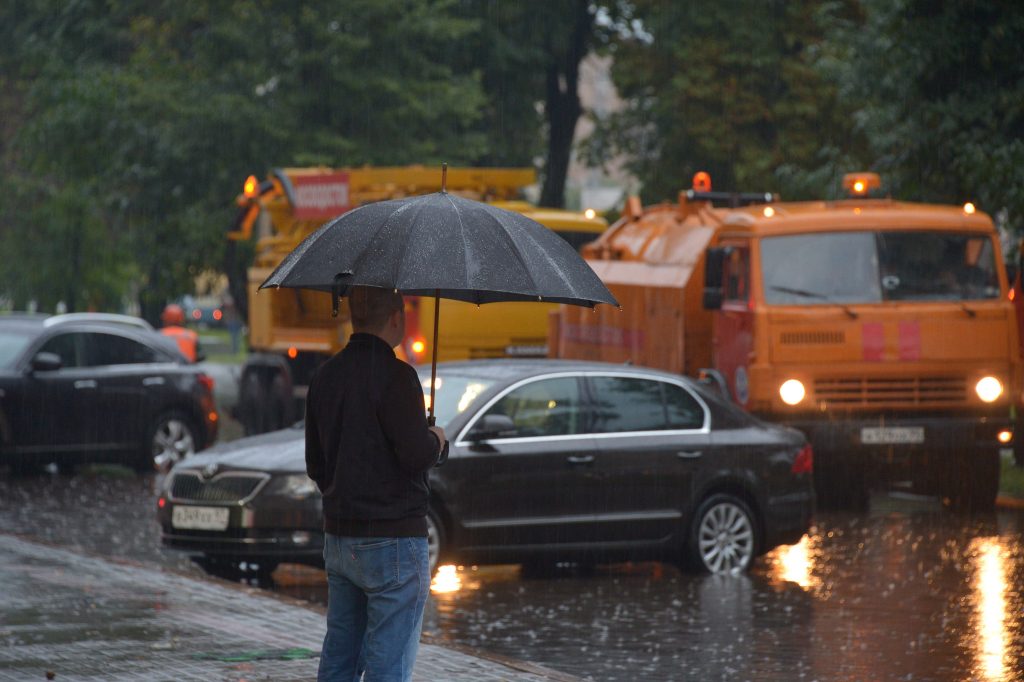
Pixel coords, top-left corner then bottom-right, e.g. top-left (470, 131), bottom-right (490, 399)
top-left (814, 376), bottom-right (967, 407)
top-left (170, 471), bottom-right (270, 504)
top-left (780, 331), bottom-right (845, 345)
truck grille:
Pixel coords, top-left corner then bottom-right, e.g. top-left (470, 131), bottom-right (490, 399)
top-left (169, 471), bottom-right (270, 504)
top-left (814, 376), bottom-right (966, 406)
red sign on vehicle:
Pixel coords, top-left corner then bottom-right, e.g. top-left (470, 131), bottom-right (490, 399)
top-left (292, 172), bottom-right (351, 219)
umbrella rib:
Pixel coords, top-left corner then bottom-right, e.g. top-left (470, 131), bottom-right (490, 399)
top-left (393, 196), bottom-right (440, 290)
top-left (441, 193), bottom-right (474, 296)
top-left (484, 209), bottom-right (566, 300)
top-left (349, 199), bottom-right (416, 287)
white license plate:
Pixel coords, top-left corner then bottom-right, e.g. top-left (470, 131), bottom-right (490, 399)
top-left (172, 505), bottom-right (230, 531)
top-left (860, 426), bottom-right (925, 445)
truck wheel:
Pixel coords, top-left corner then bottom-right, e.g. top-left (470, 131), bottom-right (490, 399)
top-left (268, 373), bottom-right (291, 431)
top-left (687, 494), bottom-right (759, 574)
top-left (948, 449), bottom-right (999, 512)
top-left (239, 372), bottom-right (268, 435)
top-left (813, 452), bottom-right (868, 510)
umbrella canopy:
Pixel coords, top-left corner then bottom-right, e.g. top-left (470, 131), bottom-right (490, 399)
top-left (259, 191), bottom-right (618, 308)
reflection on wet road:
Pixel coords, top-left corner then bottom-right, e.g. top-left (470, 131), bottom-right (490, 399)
top-left (2, 471), bottom-right (1024, 681)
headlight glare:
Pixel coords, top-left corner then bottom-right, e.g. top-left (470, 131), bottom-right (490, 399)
top-left (278, 474), bottom-right (319, 499)
top-left (779, 379), bottom-right (806, 406)
top-left (975, 376), bottom-right (1003, 403)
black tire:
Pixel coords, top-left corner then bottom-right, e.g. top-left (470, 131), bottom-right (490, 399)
top-left (192, 556), bottom-right (243, 580)
top-left (813, 453), bottom-right (868, 511)
top-left (268, 372), bottom-right (291, 431)
top-left (239, 371), bottom-right (268, 436)
top-left (948, 449), bottom-right (999, 513)
top-left (426, 508), bottom-right (445, 576)
top-left (144, 411), bottom-right (200, 473)
top-left (686, 494), bottom-right (760, 574)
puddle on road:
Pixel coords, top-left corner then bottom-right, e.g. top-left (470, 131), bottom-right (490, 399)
top-left (4, 472), bottom-right (1024, 681)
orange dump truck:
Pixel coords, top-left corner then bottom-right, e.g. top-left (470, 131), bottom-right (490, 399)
top-left (551, 173), bottom-right (1019, 509)
top-left (228, 166), bottom-right (606, 435)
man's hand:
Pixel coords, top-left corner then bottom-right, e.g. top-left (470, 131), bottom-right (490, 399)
top-left (429, 426), bottom-right (449, 466)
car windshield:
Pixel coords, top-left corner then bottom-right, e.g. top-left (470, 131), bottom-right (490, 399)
top-left (0, 330), bottom-right (34, 369)
top-left (761, 230), bottom-right (1000, 304)
top-left (418, 370), bottom-right (496, 428)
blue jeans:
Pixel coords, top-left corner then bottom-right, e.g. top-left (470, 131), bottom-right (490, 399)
top-left (318, 534), bottom-right (429, 682)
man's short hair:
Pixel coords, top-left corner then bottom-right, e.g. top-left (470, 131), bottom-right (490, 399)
top-left (348, 286), bottom-right (404, 332)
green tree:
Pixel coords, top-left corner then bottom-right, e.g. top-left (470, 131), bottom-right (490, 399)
top-left (589, 0), bottom-right (860, 203)
top-left (0, 0), bottom-right (490, 320)
top-left (821, 0), bottom-right (1024, 226)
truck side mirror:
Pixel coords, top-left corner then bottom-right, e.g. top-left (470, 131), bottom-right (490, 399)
top-left (703, 247), bottom-right (729, 310)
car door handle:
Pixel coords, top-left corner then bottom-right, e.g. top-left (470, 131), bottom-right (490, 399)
top-left (74, 380), bottom-right (97, 390)
top-left (676, 450), bottom-right (703, 459)
top-left (567, 455), bottom-right (595, 465)
top-left (142, 377), bottom-right (165, 386)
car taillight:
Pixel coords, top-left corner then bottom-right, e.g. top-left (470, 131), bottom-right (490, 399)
top-left (791, 444), bottom-right (813, 475)
top-left (197, 373), bottom-right (215, 393)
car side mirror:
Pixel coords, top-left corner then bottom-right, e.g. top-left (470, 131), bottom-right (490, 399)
top-left (31, 351), bottom-right (63, 372)
top-left (468, 414), bottom-right (517, 441)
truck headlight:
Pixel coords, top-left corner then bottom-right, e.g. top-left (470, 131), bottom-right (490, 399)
top-left (277, 474), bottom-right (319, 500)
top-left (779, 379), bottom-right (806, 406)
top-left (975, 376), bottom-right (1003, 403)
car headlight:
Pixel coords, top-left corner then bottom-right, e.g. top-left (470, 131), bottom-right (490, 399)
top-left (975, 376), bottom-right (1003, 403)
top-left (779, 379), bottom-right (806, 406)
top-left (277, 474), bottom-right (319, 500)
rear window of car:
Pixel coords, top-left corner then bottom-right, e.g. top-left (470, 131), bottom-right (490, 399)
top-left (588, 375), bottom-right (705, 433)
top-left (0, 330), bottom-right (34, 369)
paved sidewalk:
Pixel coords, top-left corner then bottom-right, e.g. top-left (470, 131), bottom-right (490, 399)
top-left (0, 535), bottom-right (578, 681)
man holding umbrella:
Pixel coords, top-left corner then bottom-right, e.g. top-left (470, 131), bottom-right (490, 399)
top-left (305, 285), bottom-right (446, 681)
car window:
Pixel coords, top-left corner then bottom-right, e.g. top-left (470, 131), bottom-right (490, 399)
top-left (82, 332), bottom-right (160, 366)
top-left (589, 376), bottom-right (668, 433)
top-left (0, 330), bottom-right (34, 369)
top-left (478, 376), bottom-right (583, 438)
top-left (38, 333), bottom-right (84, 368)
top-left (664, 382), bottom-right (705, 430)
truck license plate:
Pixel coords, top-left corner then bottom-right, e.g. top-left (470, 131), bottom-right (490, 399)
top-left (860, 426), bottom-right (925, 445)
top-left (172, 505), bottom-right (230, 531)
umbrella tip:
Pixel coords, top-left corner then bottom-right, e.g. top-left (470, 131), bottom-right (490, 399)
top-left (441, 162), bottom-right (448, 193)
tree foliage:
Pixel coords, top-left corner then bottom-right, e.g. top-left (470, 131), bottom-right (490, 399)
top-left (589, 0), bottom-right (861, 204)
top-left (0, 0), bottom-right (488, 319)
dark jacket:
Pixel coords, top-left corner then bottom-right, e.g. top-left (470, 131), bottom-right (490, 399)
top-left (305, 333), bottom-right (439, 537)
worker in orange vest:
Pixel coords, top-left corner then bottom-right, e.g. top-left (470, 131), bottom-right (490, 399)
top-left (160, 304), bottom-right (201, 362)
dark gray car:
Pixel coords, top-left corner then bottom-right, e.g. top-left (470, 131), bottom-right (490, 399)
top-left (0, 313), bottom-right (218, 472)
top-left (158, 360), bottom-right (814, 576)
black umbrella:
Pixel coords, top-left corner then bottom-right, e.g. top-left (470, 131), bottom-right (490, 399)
top-left (259, 167), bottom-right (618, 425)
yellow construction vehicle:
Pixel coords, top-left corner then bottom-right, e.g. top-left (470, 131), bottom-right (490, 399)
top-left (227, 166), bottom-right (606, 434)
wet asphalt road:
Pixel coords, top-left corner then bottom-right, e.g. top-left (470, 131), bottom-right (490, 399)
top-left (2, 468), bottom-right (1023, 681)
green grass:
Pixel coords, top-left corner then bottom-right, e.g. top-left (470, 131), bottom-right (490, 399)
top-left (1000, 456), bottom-right (1024, 498)
top-left (197, 328), bottom-right (248, 364)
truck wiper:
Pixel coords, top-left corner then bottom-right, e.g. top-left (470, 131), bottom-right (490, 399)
top-left (770, 285), bottom-right (859, 319)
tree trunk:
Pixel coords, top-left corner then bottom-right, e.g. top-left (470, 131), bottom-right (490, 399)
top-left (539, 0), bottom-right (591, 208)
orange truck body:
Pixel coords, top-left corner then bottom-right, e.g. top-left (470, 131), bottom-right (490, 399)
top-left (551, 178), bottom-right (1019, 508)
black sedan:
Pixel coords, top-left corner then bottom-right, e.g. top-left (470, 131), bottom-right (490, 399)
top-left (0, 313), bottom-right (218, 473)
top-left (159, 360), bottom-right (814, 576)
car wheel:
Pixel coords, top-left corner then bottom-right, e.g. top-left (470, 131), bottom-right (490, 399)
top-left (146, 411), bottom-right (199, 473)
top-left (268, 372), bottom-right (291, 431)
top-left (947, 449), bottom-right (999, 513)
top-left (688, 494), bottom-right (759, 574)
top-left (239, 372), bottom-right (268, 436)
top-left (426, 508), bottom-right (445, 576)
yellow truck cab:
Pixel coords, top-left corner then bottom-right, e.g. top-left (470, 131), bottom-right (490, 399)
top-left (228, 166), bottom-right (607, 434)
top-left (552, 173), bottom-right (1018, 509)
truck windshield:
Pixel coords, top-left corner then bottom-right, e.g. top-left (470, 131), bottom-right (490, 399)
top-left (762, 231), bottom-right (1000, 305)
